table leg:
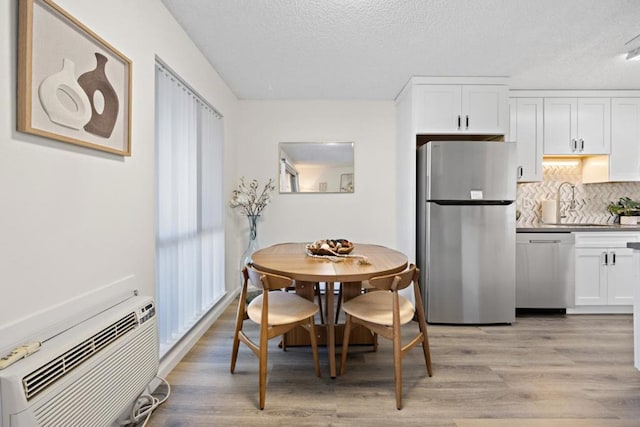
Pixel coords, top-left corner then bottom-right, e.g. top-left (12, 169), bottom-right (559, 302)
top-left (342, 281), bottom-right (362, 302)
top-left (326, 281), bottom-right (336, 378)
top-left (294, 281), bottom-right (316, 301)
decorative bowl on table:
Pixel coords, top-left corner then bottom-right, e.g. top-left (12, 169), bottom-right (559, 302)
top-left (306, 239), bottom-right (354, 255)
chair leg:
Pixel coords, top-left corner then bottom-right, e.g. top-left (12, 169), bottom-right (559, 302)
top-left (258, 323), bottom-right (269, 410)
top-left (422, 339), bottom-right (432, 377)
top-left (340, 314), bottom-right (353, 376)
top-left (415, 308), bottom-right (433, 377)
top-left (393, 321), bottom-right (403, 410)
top-left (230, 299), bottom-right (245, 373)
top-left (308, 315), bottom-right (321, 377)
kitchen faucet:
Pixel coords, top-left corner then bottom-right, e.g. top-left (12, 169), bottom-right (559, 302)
top-left (556, 181), bottom-right (576, 224)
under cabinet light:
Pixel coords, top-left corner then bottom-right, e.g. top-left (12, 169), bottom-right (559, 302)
top-left (542, 159), bottom-right (580, 166)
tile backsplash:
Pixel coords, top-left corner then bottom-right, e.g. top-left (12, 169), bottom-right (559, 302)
top-left (516, 163), bottom-right (640, 225)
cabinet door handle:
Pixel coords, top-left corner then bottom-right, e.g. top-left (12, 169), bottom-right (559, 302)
top-left (579, 138), bottom-right (584, 151)
top-left (465, 115), bottom-right (469, 130)
top-left (571, 138), bottom-right (577, 152)
top-left (457, 115), bottom-right (461, 130)
top-left (611, 251), bottom-right (616, 265)
top-left (517, 166), bottom-right (523, 179)
top-left (603, 252), bottom-right (608, 265)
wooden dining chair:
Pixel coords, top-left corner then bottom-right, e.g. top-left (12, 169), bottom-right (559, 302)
top-left (230, 264), bottom-right (321, 409)
top-left (339, 264), bottom-right (432, 409)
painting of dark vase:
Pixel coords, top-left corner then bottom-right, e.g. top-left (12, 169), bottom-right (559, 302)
top-left (78, 52), bottom-right (119, 138)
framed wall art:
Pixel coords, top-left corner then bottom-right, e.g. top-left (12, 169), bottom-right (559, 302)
top-left (340, 173), bottom-right (353, 192)
top-left (17, 0), bottom-right (132, 156)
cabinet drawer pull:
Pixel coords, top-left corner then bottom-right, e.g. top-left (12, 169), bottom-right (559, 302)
top-left (529, 240), bottom-right (561, 244)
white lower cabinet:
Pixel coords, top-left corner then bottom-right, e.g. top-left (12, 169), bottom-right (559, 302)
top-left (574, 232), bottom-right (638, 309)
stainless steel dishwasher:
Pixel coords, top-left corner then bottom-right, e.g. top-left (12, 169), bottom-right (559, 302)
top-left (516, 233), bottom-right (575, 309)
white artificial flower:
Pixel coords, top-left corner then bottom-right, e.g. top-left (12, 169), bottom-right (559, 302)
top-left (229, 177), bottom-right (276, 216)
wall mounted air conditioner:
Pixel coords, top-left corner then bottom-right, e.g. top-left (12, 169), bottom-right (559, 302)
top-left (0, 295), bottom-right (158, 427)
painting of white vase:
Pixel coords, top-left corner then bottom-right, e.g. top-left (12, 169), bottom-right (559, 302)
top-left (38, 58), bottom-right (92, 130)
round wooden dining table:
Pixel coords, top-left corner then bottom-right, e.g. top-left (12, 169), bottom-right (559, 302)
top-left (251, 242), bottom-right (408, 378)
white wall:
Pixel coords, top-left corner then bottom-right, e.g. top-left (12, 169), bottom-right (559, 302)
top-left (296, 164), bottom-right (352, 193)
top-left (236, 100), bottom-right (397, 251)
top-left (0, 0), bottom-right (239, 334)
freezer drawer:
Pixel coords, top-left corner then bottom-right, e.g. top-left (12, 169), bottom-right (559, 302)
top-left (516, 233), bottom-right (575, 309)
top-left (426, 203), bottom-right (516, 324)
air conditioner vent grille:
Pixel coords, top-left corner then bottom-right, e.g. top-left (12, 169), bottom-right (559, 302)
top-left (22, 311), bottom-right (139, 400)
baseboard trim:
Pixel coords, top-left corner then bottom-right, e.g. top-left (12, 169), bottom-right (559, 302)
top-left (567, 305), bottom-right (633, 314)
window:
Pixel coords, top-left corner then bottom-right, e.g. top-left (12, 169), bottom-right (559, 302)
top-left (280, 158), bottom-right (300, 192)
top-left (155, 61), bottom-right (225, 356)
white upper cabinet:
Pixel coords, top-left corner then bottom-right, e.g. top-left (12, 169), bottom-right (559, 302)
top-left (508, 98), bottom-right (543, 182)
top-left (414, 85), bottom-right (462, 132)
top-left (463, 85), bottom-right (508, 133)
top-left (543, 97), bottom-right (611, 155)
top-left (414, 84), bottom-right (508, 134)
top-left (609, 98), bottom-right (640, 181)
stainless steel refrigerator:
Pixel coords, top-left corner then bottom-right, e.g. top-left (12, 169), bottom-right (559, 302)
top-left (417, 141), bottom-right (516, 324)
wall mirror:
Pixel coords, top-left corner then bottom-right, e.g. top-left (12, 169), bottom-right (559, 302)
top-left (279, 142), bottom-right (354, 193)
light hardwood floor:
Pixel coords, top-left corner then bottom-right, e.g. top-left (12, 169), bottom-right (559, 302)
top-left (149, 299), bottom-right (640, 427)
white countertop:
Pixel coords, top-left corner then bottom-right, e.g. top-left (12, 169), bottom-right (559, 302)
top-left (518, 223), bottom-right (640, 233)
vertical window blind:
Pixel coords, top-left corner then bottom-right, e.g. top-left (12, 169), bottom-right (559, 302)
top-left (155, 62), bottom-right (225, 356)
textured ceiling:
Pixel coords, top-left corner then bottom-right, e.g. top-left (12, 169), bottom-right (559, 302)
top-left (161, 0), bottom-right (640, 100)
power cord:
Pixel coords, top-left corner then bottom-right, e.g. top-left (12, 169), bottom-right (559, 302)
top-left (118, 377), bottom-right (171, 427)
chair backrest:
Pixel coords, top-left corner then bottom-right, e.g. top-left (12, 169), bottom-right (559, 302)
top-left (368, 264), bottom-right (419, 292)
top-left (246, 264), bottom-right (294, 291)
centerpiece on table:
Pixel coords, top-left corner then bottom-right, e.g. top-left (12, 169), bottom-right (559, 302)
top-left (230, 177), bottom-right (276, 266)
top-left (306, 238), bottom-right (354, 255)
top-left (305, 239), bottom-right (371, 264)
top-left (607, 197), bottom-right (640, 225)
